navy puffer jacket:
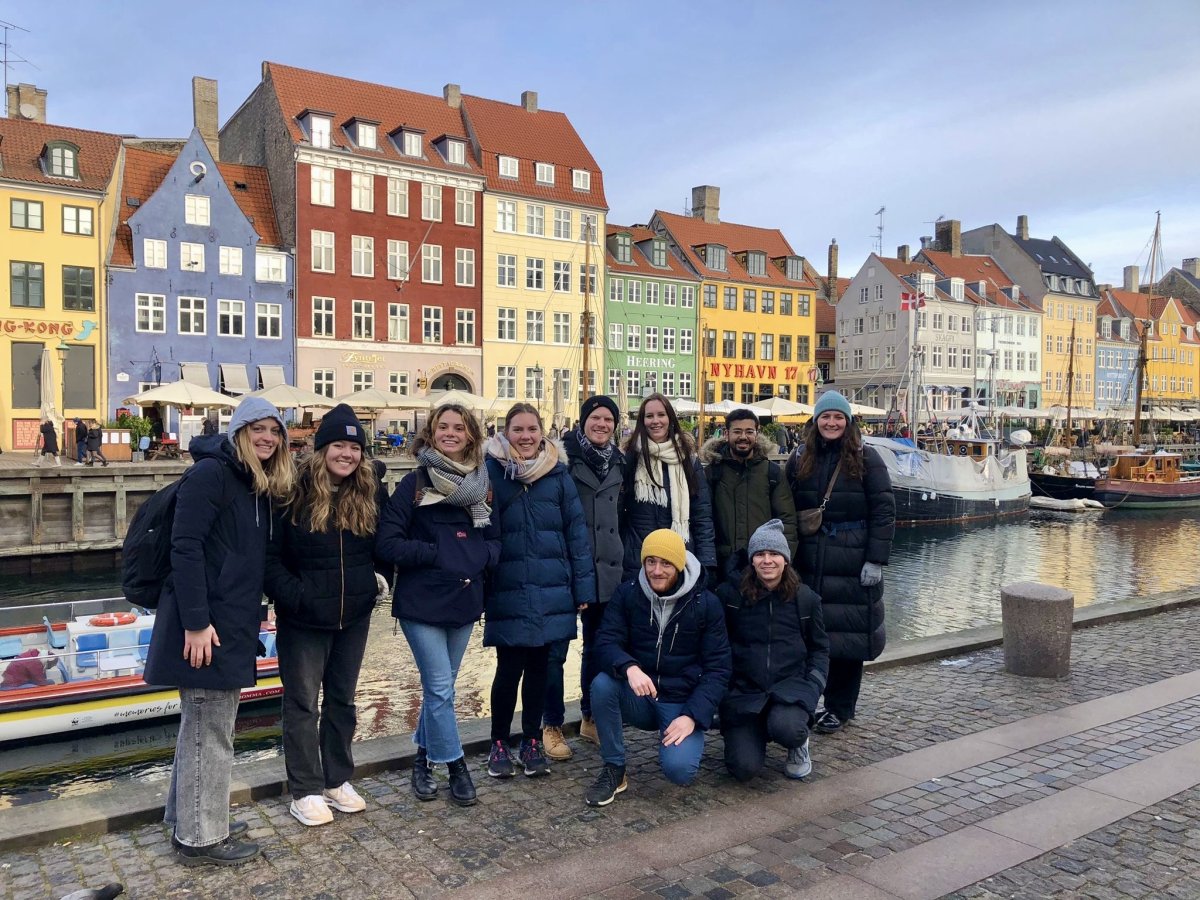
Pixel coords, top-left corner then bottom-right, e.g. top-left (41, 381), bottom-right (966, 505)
top-left (621, 439), bottom-right (716, 578)
top-left (483, 457), bottom-right (596, 647)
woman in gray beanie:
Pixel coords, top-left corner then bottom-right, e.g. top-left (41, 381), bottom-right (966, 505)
top-left (715, 519), bottom-right (829, 781)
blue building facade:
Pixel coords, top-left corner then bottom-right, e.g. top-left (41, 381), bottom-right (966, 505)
top-left (107, 130), bottom-right (293, 422)
top-left (1095, 302), bottom-right (1139, 411)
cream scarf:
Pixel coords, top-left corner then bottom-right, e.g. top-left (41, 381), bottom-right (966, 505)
top-left (632, 438), bottom-right (692, 544)
top-left (485, 434), bottom-right (560, 484)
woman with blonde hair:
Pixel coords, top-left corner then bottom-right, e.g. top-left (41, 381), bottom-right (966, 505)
top-left (145, 396), bottom-right (296, 866)
top-left (265, 404), bottom-right (390, 827)
top-left (377, 403), bottom-right (499, 806)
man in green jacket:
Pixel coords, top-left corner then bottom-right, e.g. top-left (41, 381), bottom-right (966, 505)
top-left (700, 409), bottom-right (798, 581)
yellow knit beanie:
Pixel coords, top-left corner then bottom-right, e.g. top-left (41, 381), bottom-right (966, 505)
top-left (640, 529), bottom-right (686, 572)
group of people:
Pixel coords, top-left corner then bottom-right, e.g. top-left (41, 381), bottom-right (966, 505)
top-left (145, 388), bottom-right (895, 868)
top-left (33, 417), bottom-right (108, 467)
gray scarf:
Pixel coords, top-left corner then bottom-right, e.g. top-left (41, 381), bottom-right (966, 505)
top-left (416, 447), bottom-right (492, 528)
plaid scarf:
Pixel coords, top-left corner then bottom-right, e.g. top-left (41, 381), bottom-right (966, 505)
top-left (415, 447), bottom-right (492, 528)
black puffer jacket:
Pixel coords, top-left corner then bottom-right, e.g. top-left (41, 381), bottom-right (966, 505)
top-left (787, 440), bottom-right (895, 661)
top-left (264, 460), bottom-right (389, 631)
top-left (562, 430), bottom-right (626, 605)
top-left (716, 578), bottom-right (829, 718)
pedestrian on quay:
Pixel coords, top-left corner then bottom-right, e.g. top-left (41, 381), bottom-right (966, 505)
top-left (717, 519), bottom-right (828, 782)
top-left (545, 395), bottom-right (627, 758)
top-left (34, 418), bottom-right (62, 468)
top-left (375, 404), bottom-right (499, 807)
top-left (85, 419), bottom-right (108, 467)
top-left (585, 528), bottom-right (731, 807)
top-left (483, 403), bottom-right (595, 779)
top-left (144, 396), bottom-right (295, 866)
top-left (264, 403), bottom-right (390, 828)
top-left (786, 391), bottom-right (894, 735)
top-left (73, 417), bottom-right (87, 465)
top-left (621, 393), bottom-right (716, 584)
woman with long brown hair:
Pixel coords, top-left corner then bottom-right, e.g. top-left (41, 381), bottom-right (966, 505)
top-left (621, 393), bottom-right (716, 580)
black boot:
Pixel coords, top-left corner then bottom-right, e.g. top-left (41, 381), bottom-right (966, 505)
top-left (411, 747), bottom-right (438, 801)
top-left (446, 757), bottom-right (477, 807)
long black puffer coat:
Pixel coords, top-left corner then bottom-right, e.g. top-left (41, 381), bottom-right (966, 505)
top-left (787, 439), bottom-right (894, 661)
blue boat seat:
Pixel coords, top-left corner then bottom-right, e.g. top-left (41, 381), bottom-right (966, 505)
top-left (0, 637), bottom-right (24, 660)
top-left (56, 657), bottom-right (91, 684)
top-left (136, 627), bottom-right (153, 663)
top-left (74, 634), bottom-right (108, 669)
top-left (43, 616), bottom-right (68, 650)
top-left (258, 631), bottom-right (276, 659)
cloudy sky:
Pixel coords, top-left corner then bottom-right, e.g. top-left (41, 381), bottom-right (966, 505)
top-left (7, 1), bottom-right (1199, 285)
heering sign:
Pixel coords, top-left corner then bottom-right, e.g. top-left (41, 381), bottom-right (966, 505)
top-left (623, 355), bottom-right (677, 369)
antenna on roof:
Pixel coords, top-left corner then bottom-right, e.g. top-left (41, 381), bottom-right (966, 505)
top-left (683, 196), bottom-right (691, 217)
top-left (873, 207), bottom-right (885, 255)
top-left (0, 19), bottom-right (35, 106)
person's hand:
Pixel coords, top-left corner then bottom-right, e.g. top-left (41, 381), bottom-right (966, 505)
top-left (183, 626), bottom-right (219, 667)
top-left (662, 715), bottom-right (695, 747)
top-left (577, 602), bottom-right (590, 610)
top-left (375, 572), bottom-right (391, 602)
top-left (860, 561), bottom-right (883, 587)
top-left (626, 665), bottom-right (657, 698)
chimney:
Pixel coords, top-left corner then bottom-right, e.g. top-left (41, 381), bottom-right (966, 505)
top-left (1016, 215), bottom-right (1029, 240)
top-left (1183, 258), bottom-right (1200, 278)
top-left (192, 76), bottom-right (220, 162)
top-left (521, 90), bottom-right (538, 113)
top-left (6, 83), bottom-right (48, 123)
top-left (443, 83), bottom-right (461, 109)
top-left (920, 236), bottom-right (933, 249)
top-left (1123, 265), bottom-right (1140, 293)
top-left (935, 219), bottom-right (962, 257)
top-left (691, 185), bottom-right (720, 224)
top-left (827, 239), bottom-right (839, 303)
top-left (896, 244), bottom-right (911, 263)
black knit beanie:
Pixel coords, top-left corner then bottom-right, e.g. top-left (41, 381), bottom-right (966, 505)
top-left (314, 404), bottom-right (367, 451)
top-left (579, 395), bottom-right (620, 428)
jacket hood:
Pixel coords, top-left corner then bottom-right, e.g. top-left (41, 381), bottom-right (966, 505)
top-left (699, 432), bottom-right (776, 465)
top-left (638, 550), bottom-right (703, 604)
top-left (187, 433), bottom-right (245, 473)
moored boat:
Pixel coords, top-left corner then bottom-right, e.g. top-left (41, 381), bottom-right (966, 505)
top-left (1093, 451), bottom-right (1200, 509)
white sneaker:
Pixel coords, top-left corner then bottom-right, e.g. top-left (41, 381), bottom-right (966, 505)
top-left (290, 794), bottom-right (333, 826)
top-left (323, 782), bottom-right (366, 813)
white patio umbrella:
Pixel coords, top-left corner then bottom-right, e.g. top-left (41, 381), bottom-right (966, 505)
top-left (704, 399), bottom-right (773, 417)
top-left (755, 396), bottom-right (815, 417)
top-left (245, 383), bottom-right (335, 409)
top-left (671, 398), bottom-right (702, 415)
top-left (38, 346), bottom-right (62, 426)
top-left (426, 389), bottom-right (496, 410)
top-left (847, 402), bottom-right (888, 417)
top-left (124, 381), bottom-right (240, 409)
top-left (334, 388), bottom-right (431, 410)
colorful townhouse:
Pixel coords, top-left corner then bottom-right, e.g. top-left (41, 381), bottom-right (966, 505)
top-left (1100, 277), bottom-right (1199, 410)
top-left (1094, 291), bottom-right (1141, 411)
top-left (462, 89), bottom-right (607, 421)
top-left (1154, 257), bottom-right (1200, 312)
top-left (963, 215), bottom-right (1100, 409)
top-left (106, 127), bottom-right (293, 426)
top-left (220, 63), bottom-right (486, 412)
top-left (0, 95), bottom-right (122, 449)
top-left (603, 224), bottom-right (699, 415)
top-left (652, 187), bottom-right (819, 406)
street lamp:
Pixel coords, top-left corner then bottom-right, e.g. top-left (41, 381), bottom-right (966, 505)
top-left (55, 339), bottom-right (70, 415)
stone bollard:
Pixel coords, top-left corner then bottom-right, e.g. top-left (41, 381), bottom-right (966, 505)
top-left (1000, 581), bottom-right (1074, 677)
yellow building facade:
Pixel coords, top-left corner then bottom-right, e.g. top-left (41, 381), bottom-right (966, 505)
top-left (1143, 298), bottom-right (1198, 404)
top-left (1040, 291), bottom-right (1098, 408)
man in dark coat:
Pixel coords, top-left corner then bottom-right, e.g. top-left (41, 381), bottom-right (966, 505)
top-left (701, 409), bottom-right (798, 582)
top-left (73, 417), bottom-right (88, 465)
top-left (585, 529), bottom-right (731, 807)
top-left (35, 419), bottom-right (62, 468)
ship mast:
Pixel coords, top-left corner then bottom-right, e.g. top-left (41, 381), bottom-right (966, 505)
top-left (581, 218), bottom-right (593, 401)
top-left (1065, 318), bottom-right (1076, 444)
top-left (1134, 212), bottom-right (1163, 447)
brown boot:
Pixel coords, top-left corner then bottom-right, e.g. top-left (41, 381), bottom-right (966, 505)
top-left (542, 726), bottom-right (573, 760)
top-left (578, 715), bottom-right (599, 745)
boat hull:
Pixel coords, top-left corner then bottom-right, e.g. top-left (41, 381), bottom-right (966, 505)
top-left (1029, 472), bottom-right (1096, 501)
top-left (891, 486), bottom-right (1030, 527)
top-left (1093, 478), bottom-right (1200, 509)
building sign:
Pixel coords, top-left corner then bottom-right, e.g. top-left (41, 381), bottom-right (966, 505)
top-left (709, 363), bottom-right (802, 381)
top-left (340, 351), bottom-right (386, 368)
top-left (0, 318), bottom-right (80, 337)
top-left (624, 356), bottom-right (677, 370)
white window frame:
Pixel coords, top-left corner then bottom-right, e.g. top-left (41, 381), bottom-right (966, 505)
top-left (312, 296), bottom-right (335, 337)
top-left (609, 323), bottom-right (624, 350)
top-left (310, 165), bottom-right (334, 206)
top-left (553, 261), bottom-right (571, 293)
top-left (313, 369), bottom-right (335, 398)
top-left (526, 203), bottom-right (545, 236)
top-left (553, 208), bottom-right (572, 240)
top-left (185, 194), bottom-right (211, 226)
top-left (351, 235), bottom-right (374, 277)
top-left (497, 366), bottom-right (516, 399)
top-left (422, 245), bottom-right (443, 284)
top-left (387, 177), bottom-right (409, 216)
top-left (455, 248), bottom-right (475, 287)
top-left (526, 310), bottom-right (545, 343)
top-left (180, 242), bottom-right (205, 272)
top-left (387, 240), bottom-right (409, 281)
top-left (218, 299), bottom-right (245, 337)
top-left (311, 230), bottom-right (335, 272)
top-left (423, 306), bottom-right (442, 344)
top-left (357, 122), bottom-right (377, 150)
top-left (62, 205), bottom-right (93, 235)
top-left (496, 199), bottom-right (516, 232)
top-left (143, 239), bottom-right (167, 269)
top-left (177, 296), bottom-right (206, 335)
top-left (627, 324), bottom-right (641, 351)
top-left (572, 169), bottom-right (591, 191)
top-left (351, 172), bottom-right (374, 212)
top-left (526, 257), bottom-right (545, 291)
top-left (498, 156), bottom-right (518, 179)
top-left (421, 183), bottom-right (442, 221)
top-left (352, 299), bottom-right (374, 340)
top-left (456, 309), bottom-right (475, 346)
top-left (553, 312), bottom-right (571, 345)
top-left (388, 303), bottom-right (409, 342)
top-left (446, 139), bottom-right (466, 165)
top-left (219, 246), bottom-right (243, 276)
top-left (310, 116), bottom-right (331, 149)
top-left (256, 251), bottom-right (286, 283)
top-left (256, 302), bottom-right (282, 339)
top-left (497, 307), bottom-right (516, 341)
top-left (497, 254), bottom-right (516, 288)
top-left (455, 189), bottom-right (475, 226)
top-left (402, 132), bottom-right (423, 157)
top-left (535, 162), bottom-right (555, 185)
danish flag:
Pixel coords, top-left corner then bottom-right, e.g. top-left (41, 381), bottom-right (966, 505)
top-left (900, 291), bottom-right (927, 310)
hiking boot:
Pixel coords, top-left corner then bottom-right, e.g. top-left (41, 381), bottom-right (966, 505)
top-left (814, 710), bottom-right (844, 734)
top-left (289, 794), bottom-right (333, 826)
top-left (584, 764), bottom-right (627, 807)
top-left (175, 836), bottom-right (261, 867)
top-left (324, 782), bottom-right (366, 813)
top-left (446, 757), bottom-right (477, 807)
top-left (578, 715), bottom-right (599, 745)
top-left (411, 747), bottom-right (438, 800)
top-left (487, 740), bottom-right (515, 778)
top-left (785, 738), bottom-right (813, 780)
top-left (542, 725), bottom-right (573, 760)
top-left (518, 738), bottom-right (551, 777)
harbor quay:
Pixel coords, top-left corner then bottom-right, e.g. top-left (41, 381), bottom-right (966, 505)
top-left (3, 592), bottom-right (1200, 899)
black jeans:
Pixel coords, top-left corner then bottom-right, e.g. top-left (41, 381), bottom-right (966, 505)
top-left (490, 644), bottom-right (550, 742)
top-left (823, 658), bottom-right (864, 720)
top-left (722, 701), bottom-right (811, 782)
top-left (276, 615), bottom-right (371, 799)
top-left (544, 603), bottom-right (605, 726)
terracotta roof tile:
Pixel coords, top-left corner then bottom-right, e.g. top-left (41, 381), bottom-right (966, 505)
top-left (653, 210), bottom-right (817, 289)
top-left (815, 296), bottom-right (837, 332)
top-left (0, 117), bottom-right (121, 193)
top-left (605, 223), bottom-right (696, 279)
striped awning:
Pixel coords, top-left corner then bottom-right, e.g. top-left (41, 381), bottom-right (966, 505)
top-left (219, 363), bottom-right (251, 395)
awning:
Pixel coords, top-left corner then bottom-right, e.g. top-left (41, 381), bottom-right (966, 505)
top-left (219, 363), bottom-right (251, 395)
top-left (258, 365), bottom-right (286, 389)
top-left (180, 362), bottom-right (211, 387)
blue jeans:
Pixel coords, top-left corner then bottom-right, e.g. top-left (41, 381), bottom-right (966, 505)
top-left (590, 671), bottom-right (705, 785)
top-left (164, 686), bottom-right (241, 847)
top-left (400, 619), bottom-right (474, 764)
top-left (545, 603), bottom-right (605, 726)
top-left (76, 440), bottom-right (87, 463)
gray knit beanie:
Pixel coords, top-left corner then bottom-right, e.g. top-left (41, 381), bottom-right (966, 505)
top-left (747, 518), bottom-right (791, 564)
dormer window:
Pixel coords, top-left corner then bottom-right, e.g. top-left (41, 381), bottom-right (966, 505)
top-left (1076, 278), bottom-right (1088, 295)
top-left (45, 142), bottom-right (79, 178)
top-left (950, 278), bottom-right (964, 301)
top-left (614, 233), bottom-right (632, 264)
top-left (310, 117), bottom-right (331, 149)
top-left (1120, 320), bottom-right (1131, 340)
top-left (652, 239), bottom-right (668, 268)
top-left (535, 162), bottom-right (554, 185)
top-left (1101, 318), bottom-right (1112, 340)
top-left (357, 122), bottom-right (377, 150)
top-left (784, 256), bottom-right (803, 281)
top-left (572, 169), bottom-right (591, 191)
top-left (1062, 278), bottom-right (1075, 294)
top-left (498, 155), bottom-right (518, 178)
top-left (398, 130), bottom-right (424, 157)
top-left (745, 251), bottom-right (767, 277)
top-left (446, 139), bottom-right (465, 165)
top-left (705, 244), bottom-right (727, 271)
top-left (919, 273), bottom-right (935, 297)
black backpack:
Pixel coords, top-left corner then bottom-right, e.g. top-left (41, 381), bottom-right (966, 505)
top-left (121, 478), bottom-right (186, 609)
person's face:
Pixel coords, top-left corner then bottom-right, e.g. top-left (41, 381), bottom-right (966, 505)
top-left (643, 556), bottom-right (679, 594)
top-left (643, 400), bottom-right (671, 442)
top-left (433, 410), bottom-right (469, 461)
top-left (324, 440), bottom-right (362, 483)
top-left (246, 418), bottom-right (282, 461)
top-left (728, 419), bottom-right (758, 457)
top-left (584, 408), bottom-right (615, 446)
top-left (752, 550), bottom-right (786, 589)
top-left (506, 412), bottom-right (543, 459)
top-left (817, 411), bottom-right (848, 441)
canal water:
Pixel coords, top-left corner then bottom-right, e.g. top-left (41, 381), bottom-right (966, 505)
top-left (2, 506), bottom-right (1196, 808)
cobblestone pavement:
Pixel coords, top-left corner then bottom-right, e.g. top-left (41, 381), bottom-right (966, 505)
top-left (3, 605), bottom-right (1200, 900)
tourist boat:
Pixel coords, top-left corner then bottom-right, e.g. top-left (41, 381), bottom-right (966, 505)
top-left (1092, 451), bottom-right (1200, 509)
top-left (0, 598), bottom-right (281, 744)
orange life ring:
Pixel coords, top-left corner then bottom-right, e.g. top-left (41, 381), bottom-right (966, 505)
top-left (1146, 473), bottom-right (1156, 482)
top-left (89, 612), bottom-right (137, 627)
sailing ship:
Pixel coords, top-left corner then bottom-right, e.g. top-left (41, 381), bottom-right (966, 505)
top-left (1093, 449), bottom-right (1200, 508)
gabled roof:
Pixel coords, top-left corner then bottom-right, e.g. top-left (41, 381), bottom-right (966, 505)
top-left (1166, 266), bottom-right (1200, 293)
top-left (0, 117), bottom-right (121, 192)
top-left (263, 62), bottom-right (483, 177)
top-left (653, 210), bottom-right (818, 289)
top-left (873, 256), bottom-right (959, 304)
top-left (605, 223), bottom-right (695, 279)
top-left (460, 94), bottom-right (606, 208)
top-left (918, 249), bottom-right (1014, 289)
top-left (111, 146), bottom-right (282, 267)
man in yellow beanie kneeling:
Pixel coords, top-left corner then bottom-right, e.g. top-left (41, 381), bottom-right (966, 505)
top-left (584, 529), bottom-right (732, 806)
